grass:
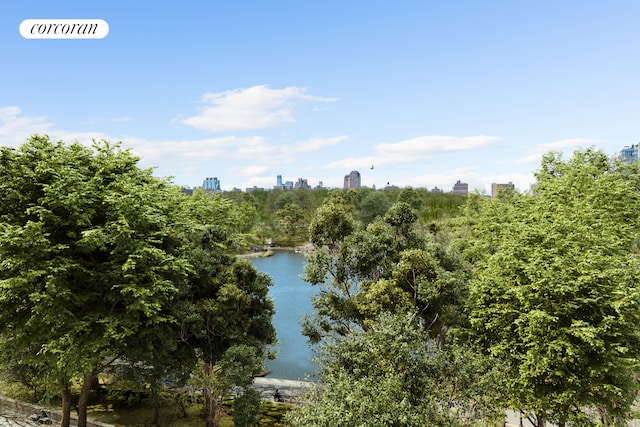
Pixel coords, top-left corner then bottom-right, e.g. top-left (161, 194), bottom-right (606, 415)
top-left (87, 396), bottom-right (292, 426)
top-left (1, 379), bottom-right (293, 427)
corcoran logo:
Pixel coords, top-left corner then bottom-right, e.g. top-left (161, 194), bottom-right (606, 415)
top-left (19, 19), bottom-right (109, 39)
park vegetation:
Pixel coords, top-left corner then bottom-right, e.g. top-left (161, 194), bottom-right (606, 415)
top-left (2, 135), bottom-right (639, 427)
top-left (287, 148), bottom-right (640, 427)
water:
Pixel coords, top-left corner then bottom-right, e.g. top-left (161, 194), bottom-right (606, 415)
top-left (249, 251), bottom-right (318, 381)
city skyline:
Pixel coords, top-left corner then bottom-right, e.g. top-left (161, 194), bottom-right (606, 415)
top-left (2, 2), bottom-right (639, 193)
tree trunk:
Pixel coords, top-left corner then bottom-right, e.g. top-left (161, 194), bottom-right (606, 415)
top-left (77, 373), bottom-right (97, 427)
top-left (151, 388), bottom-right (160, 426)
top-left (60, 387), bottom-right (72, 427)
top-left (536, 412), bottom-right (545, 427)
top-left (204, 387), bottom-right (215, 427)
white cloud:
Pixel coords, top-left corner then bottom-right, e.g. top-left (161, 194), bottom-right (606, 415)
top-left (326, 135), bottom-right (501, 170)
top-left (0, 106), bottom-right (53, 145)
top-left (179, 85), bottom-right (338, 133)
top-left (0, 106), bottom-right (111, 147)
top-left (515, 138), bottom-right (600, 164)
top-left (233, 165), bottom-right (272, 177)
top-left (122, 135), bottom-right (263, 163)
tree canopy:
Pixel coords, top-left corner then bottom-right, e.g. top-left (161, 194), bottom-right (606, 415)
top-left (0, 135), bottom-right (275, 427)
top-left (456, 149), bottom-right (640, 426)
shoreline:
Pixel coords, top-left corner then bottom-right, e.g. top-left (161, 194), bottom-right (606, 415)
top-left (237, 244), bottom-right (315, 259)
top-left (251, 377), bottom-right (313, 403)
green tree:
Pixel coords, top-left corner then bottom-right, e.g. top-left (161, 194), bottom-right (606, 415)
top-left (303, 198), bottom-right (468, 344)
top-left (288, 313), bottom-right (502, 426)
top-left (176, 240), bottom-right (276, 427)
top-left (357, 190), bottom-right (391, 224)
top-left (458, 149), bottom-right (640, 426)
top-left (275, 202), bottom-right (306, 245)
top-left (0, 135), bottom-right (190, 427)
top-left (397, 186), bottom-right (423, 211)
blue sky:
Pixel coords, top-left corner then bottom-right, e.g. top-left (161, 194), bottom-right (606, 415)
top-left (2, 1), bottom-right (639, 193)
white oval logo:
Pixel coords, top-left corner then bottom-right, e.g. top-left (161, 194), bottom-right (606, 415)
top-left (20, 19), bottom-right (109, 39)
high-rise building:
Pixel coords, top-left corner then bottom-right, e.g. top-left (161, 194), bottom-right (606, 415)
top-left (203, 177), bottom-right (221, 192)
top-left (620, 144), bottom-right (639, 163)
top-left (451, 180), bottom-right (468, 196)
top-left (343, 170), bottom-right (361, 189)
top-left (294, 178), bottom-right (311, 189)
top-left (491, 181), bottom-right (515, 198)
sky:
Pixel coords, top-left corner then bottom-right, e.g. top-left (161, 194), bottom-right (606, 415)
top-left (2, 1), bottom-right (639, 193)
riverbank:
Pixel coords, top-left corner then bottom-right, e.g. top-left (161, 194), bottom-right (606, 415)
top-left (251, 377), bottom-right (312, 404)
top-left (238, 244), bottom-right (315, 259)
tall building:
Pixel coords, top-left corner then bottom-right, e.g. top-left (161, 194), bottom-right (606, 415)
top-left (451, 180), bottom-right (468, 196)
top-left (343, 170), bottom-right (361, 189)
top-left (294, 178), bottom-right (311, 189)
top-left (203, 177), bottom-right (221, 192)
top-left (620, 144), bottom-right (639, 163)
top-left (491, 181), bottom-right (515, 198)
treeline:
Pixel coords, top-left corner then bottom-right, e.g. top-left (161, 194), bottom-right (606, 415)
top-left (286, 149), bottom-right (640, 427)
top-left (221, 185), bottom-right (466, 247)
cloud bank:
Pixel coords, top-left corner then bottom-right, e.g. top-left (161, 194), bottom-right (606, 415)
top-left (180, 85), bottom-right (337, 133)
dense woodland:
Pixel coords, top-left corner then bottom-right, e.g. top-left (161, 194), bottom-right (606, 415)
top-left (1, 135), bottom-right (640, 427)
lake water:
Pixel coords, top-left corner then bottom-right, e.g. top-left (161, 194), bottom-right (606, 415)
top-left (249, 251), bottom-right (319, 381)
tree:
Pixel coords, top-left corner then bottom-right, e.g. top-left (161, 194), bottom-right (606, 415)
top-left (458, 149), bottom-right (640, 426)
top-left (303, 198), bottom-right (469, 344)
top-left (357, 190), bottom-right (391, 225)
top-left (0, 135), bottom-right (277, 427)
top-left (288, 312), bottom-right (502, 426)
top-left (0, 135), bottom-right (190, 427)
top-left (275, 202), bottom-right (306, 244)
top-left (176, 225), bottom-right (276, 427)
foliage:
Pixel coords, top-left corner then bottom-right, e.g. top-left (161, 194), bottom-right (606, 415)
top-left (287, 312), bottom-right (502, 427)
top-left (233, 387), bottom-right (263, 427)
top-left (275, 203), bottom-right (307, 245)
top-left (222, 187), bottom-right (465, 247)
top-left (0, 135), bottom-right (277, 427)
top-left (456, 149), bottom-right (640, 425)
top-left (0, 135), bottom-right (194, 426)
top-left (303, 196), bottom-right (469, 344)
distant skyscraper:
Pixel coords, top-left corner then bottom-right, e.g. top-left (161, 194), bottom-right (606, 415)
top-left (343, 170), bottom-right (361, 189)
top-left (203, 177), bottom-right (221, 192)
top-left (294, 178), bottom-right (311, 189)
top-left (620, 144), bottom-right (639, 163)
top-left (452, 180), bottom-right (468, 196)
top-left (277, 175), bottom-right (283, 186)
top-left (491, 181), bottom-right (515, 198)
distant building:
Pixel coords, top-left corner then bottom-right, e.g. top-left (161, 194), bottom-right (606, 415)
top-left (294, 178), bottom-right (311, 189)
top-left (431, 186), bottom-right (444, 193)
top-left (273, 175), bottom-right (295, 190)
top-left (491, 181), bottom-right (515, 198)
top-left (620, 144), bottom-right (639, 163)
top-left (203, 177), bottom-right (222, 192)
top-left (451, 180), bottom-right (468, 196)
top-left (246, 186), bottom-right (264, 193)
top-left (344, 170), bottom-right (361, 189)
top-left (274, 175), bottom-right (285, 190)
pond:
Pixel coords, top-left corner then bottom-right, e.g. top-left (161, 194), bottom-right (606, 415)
top-left (249, 250), bottom-right (319, 381)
